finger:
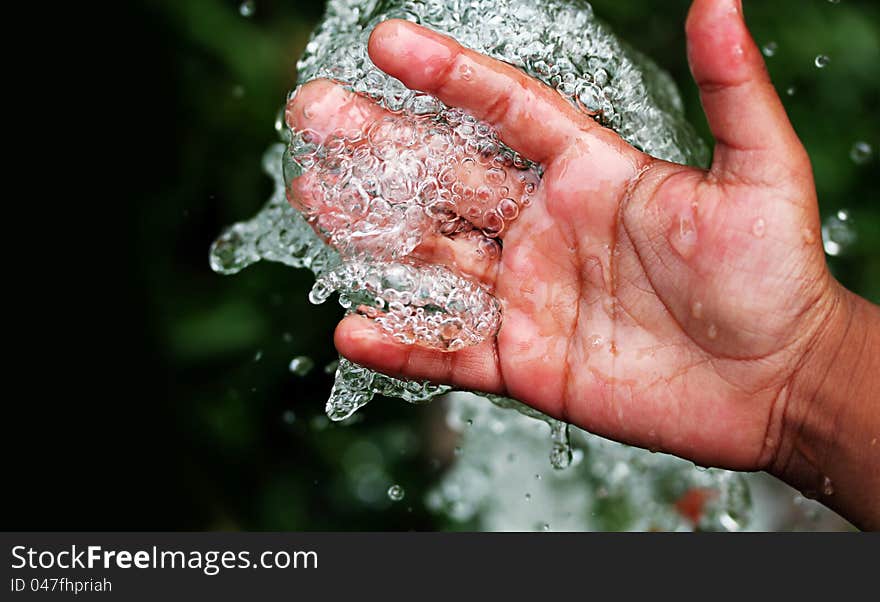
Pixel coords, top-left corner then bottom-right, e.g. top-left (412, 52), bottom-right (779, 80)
top-left (284, 79), bottom-right (388, 217)
top-left (368, 19), bottom-right (615, 164)
top-left (686, 0), bottom-right (809, 184)
top-left (411, 231), bottom-right (501, 288)
top-left (334, 314), bottom-right (505, 393)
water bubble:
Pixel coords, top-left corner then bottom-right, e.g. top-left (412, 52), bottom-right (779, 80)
top-left (751, 218), bottom-right (766, 238)
top-left (822, 476), bottom-right (834, 496)
top-left (822, 209), bottom-right (856, 256)
top-left (282, 410), bottom-right (296, 424)
top-left (524, 493), bottom-right (532, 502)
top-left (786, 85), bottom-right (797, 96)
top-left (802, 228), bottom-right (817, 246)
top-left (814, 54), bottom-right (830, 69)
top-left (761, 42), bottom-right (778, 57)
top-left (239, 1), bottom-right (255, 17)
top-left (253, 349), bottom-right (263, 362)
top-left (850, 141), bottom-right (873, 165)
top-left (707, 324), bottom-right (718, 340)
top-left (387, 484), bottom-right (405, 501)
top-left (289, 355), bottom-right (315, 376)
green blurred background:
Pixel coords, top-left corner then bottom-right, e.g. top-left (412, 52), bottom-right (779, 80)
top-left (12, 0), bottom-right (875, 530)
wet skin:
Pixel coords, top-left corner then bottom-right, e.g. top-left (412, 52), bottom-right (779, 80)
top-left (287, 0), bottom-right (880, 529)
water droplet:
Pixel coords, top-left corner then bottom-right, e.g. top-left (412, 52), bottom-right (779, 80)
top-left (786, 85), bottom-right (797, 97)
top-left (707, 324), bottom-right (718, 340)
top-left (822, 209), bottom-right (856, 256)
top-left (691, 301), bottom-right (704, 319)
top-left (387, 484), bottom-right (405, 501)
top-left (719, 512), bottom-right (741, 532)
top-left (282, 410), bottom-right (296, 424)
top-left (822, 476), bottom-right (834, 496)
top-left (752, 218), bottom-right (766, 238)
top-left (673, 214), bottom-right (698, 258)
top-left (850, 141), bottom-right (873, 165)
top-left (274, 106), bottom-right (290, 142)
top-left (239, 1), bottom-right (255, 17)
top-left (253, 349), bottom-right (263, 362)
top-left (524, 493), bottom-right (532, 502)
top-left (535, 473), bottom-right (542, 480)
top-left (761, 42), bottom-right (778, 57)
top-left (814, 54), bottom-right (830, 69)
top-left (288, 355), bottom-right (315, 376)
top-left (542, 523), bottom-right (551, 531)
top-left (802, 228), bottom-right (817, 245)
top-left (679, 216), bottom-right (696, 241)
top-left (458, 63), bottom-right (473, 80)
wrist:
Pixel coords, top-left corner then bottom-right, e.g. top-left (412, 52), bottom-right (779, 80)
top-left (770, 281), bottom-right (880, 530)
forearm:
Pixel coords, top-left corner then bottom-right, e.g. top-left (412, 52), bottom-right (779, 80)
top-left (771, 283), bottom-right (880, 530)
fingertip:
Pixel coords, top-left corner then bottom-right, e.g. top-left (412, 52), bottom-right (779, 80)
top-left (686, 0), bottom-right (757, 85)
top-left (285, 79), bottom-right (351, 135)
top-left (366, 19), bottom-right (402, 64)
top-left (367, 19), bottom-right (457, 90)
top-left (334, 314), bottom-right (504, 393)
top-left (686, 0), bottom-right (743, 37)
top-left (334, 315), bottom-right (394, 366)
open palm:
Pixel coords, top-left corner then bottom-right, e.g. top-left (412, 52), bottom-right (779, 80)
top-left (288, 0), bottom-right (841, 472)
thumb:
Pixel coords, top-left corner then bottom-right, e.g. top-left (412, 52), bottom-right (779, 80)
top-left (686, 0), bottom-right (808, 184)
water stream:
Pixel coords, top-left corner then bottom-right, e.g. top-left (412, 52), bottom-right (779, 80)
top-left (211, 0), bottom-right (757, 529)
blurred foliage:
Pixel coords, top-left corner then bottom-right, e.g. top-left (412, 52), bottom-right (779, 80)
top-left (126, 0), bottom-right (877, 530)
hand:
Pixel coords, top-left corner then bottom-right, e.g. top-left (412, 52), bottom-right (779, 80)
top-left (287, 0), bottom-right (880, 528)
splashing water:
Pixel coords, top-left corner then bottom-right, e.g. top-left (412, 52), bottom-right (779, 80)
top-left (209, 0), bottom-right (754, 526)
top-left (431, 393), bottom-right (751, 531)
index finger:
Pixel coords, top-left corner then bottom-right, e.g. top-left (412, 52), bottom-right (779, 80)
top-left (368, 19), bottom-right (614, 164)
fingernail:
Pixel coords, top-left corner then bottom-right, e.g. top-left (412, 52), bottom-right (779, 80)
top-left (349, 323), bottom-right (382, 343)
top-left (371, 20), bottom-right (454, 76)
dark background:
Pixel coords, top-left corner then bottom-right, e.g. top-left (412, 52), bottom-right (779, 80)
top-left (6, 0), bottom-right (877, 530)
